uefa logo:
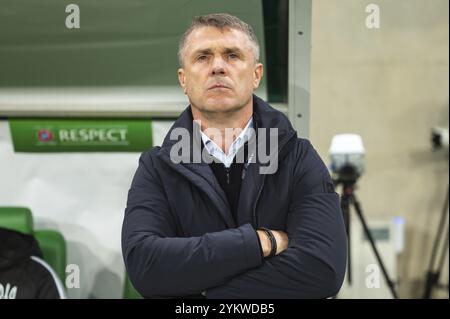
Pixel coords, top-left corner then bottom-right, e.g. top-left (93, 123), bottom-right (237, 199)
top-left (37, 129), bottom-right (54, 142)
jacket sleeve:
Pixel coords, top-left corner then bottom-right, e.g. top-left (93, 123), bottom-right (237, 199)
top-left (121, 151), bottom-right (263, 298)
top-left (206, 139), bottom-right (347, 298)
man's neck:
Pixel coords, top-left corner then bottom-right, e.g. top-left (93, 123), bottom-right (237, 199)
top-left (192, 102), bottom-right (253, 154)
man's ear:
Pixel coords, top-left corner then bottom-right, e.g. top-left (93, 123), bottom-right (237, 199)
top-left (253, 63), bottom-right (264, 90)
top-left (178, 68), bottom-right (187, 95)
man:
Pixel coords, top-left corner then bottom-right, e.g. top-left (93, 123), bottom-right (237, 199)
top-left (0, 227), bottom-right (66, 299)
top-left (122, 13), bottom-right (347, 298)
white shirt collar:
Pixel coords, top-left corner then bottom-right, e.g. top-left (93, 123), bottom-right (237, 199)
top-left (200, 117), bottom-right (254, 168)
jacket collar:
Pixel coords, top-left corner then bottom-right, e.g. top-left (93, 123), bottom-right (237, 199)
top-left (160, 94), bottom-right (295, 150)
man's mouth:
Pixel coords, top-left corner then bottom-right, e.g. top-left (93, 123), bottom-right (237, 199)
top-left (208, 83), bottom-right (230, 90)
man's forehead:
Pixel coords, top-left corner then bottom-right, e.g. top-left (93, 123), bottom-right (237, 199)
top-left (185, 27), bottom-right (252, 54)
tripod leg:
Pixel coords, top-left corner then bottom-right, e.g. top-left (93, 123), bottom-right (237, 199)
top-left (423, 186), bottom-right (449, 299)
top-left (352, 196), bottom-right (399, 299)
top-left (436, 231), bottom-right (449, 285)
top-left (341, 194), bottom-right (352, 285)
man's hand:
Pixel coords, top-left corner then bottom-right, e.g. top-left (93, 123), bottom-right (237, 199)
top-left (257, 229), bottom-right (289, 257)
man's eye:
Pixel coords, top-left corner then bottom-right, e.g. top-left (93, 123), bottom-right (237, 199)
top-left (228, 53), bottom-right (238, 59)
top-left (197, 55), bottom-right (208, 61)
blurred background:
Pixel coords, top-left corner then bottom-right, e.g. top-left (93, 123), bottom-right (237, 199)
top-left (0, 0), bottom-right (448, 299)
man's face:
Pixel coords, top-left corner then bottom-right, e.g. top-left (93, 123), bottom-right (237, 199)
top-left (178, 26), bottom-right (263, 114)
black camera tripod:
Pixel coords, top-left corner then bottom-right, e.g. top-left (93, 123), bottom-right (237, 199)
top-left (334, 166), bottom-right (399, 299)
top-left (423, 185), bottom-right (449, 298)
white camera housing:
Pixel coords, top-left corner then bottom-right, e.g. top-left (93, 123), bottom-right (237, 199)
top-left (329, 134), bottom-right (365, 176)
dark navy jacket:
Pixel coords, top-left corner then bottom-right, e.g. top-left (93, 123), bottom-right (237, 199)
top-left (122, 95), bottom-right (347, 298)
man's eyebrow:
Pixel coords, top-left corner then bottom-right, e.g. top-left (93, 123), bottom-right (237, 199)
top-left (192, 48), bottom-right (213, 56)
top-left (223, 47), bottom-right (244, 55)
top-left (191, 47), bottom-right (245, 56)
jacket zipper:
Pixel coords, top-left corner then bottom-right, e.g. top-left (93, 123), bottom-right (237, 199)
top-left (225, 167), bottom-right (230, 184)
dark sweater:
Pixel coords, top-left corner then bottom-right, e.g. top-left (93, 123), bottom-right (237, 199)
top-left (208, 160), bottom-right (245, 224)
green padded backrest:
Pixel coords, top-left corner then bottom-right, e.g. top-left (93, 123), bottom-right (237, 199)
top-left (34, 230), bottom-right (67, 283)
top-left (123, 273), bottom-right (143, 299)
top-left (0, 207), bottom-right (34, 234)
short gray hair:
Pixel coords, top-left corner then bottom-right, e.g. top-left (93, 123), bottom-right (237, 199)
top-left (178, 13), bottom-right (260, 67)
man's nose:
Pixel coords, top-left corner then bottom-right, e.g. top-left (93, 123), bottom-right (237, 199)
top-left (211, 57), bottom-right (227, 76)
